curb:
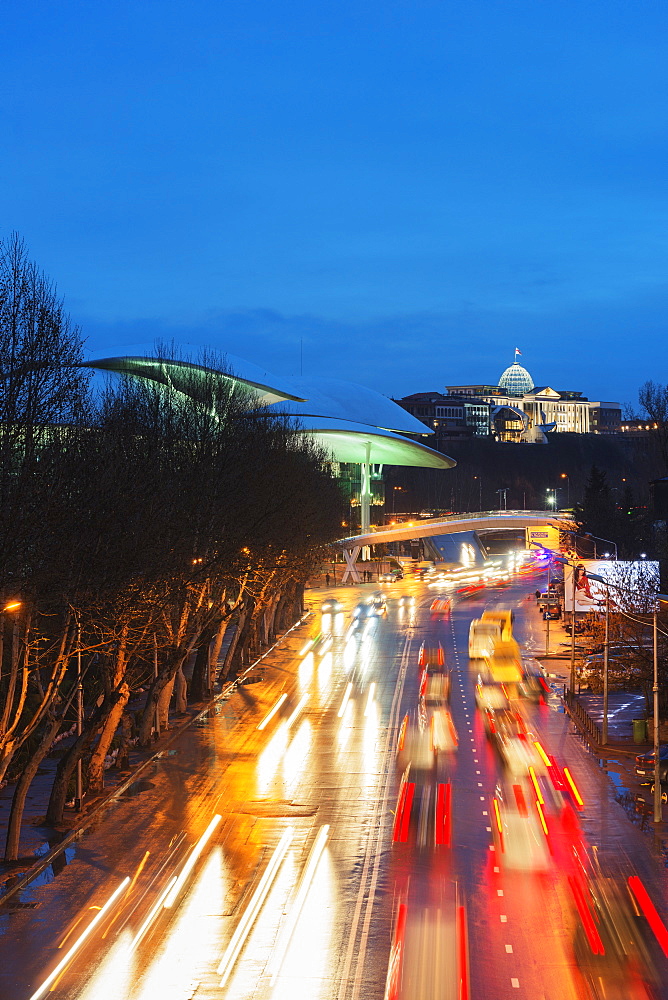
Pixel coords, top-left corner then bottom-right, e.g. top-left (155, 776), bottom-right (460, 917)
top-left (0, 611), bottom-right (312, 910)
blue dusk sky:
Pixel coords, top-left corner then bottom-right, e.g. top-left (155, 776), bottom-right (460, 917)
top-left (2, 0), bottom-right (668, 409)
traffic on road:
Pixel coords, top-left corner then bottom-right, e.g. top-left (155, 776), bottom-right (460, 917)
top-left (3, 563), bottom-right (668, 1000)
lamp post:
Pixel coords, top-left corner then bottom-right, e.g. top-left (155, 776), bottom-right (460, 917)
top-left (603, 588), bottom-right (609, 746)
top-left (560, 473), bottom-right (570, 505)
top-left (570, 566), bottom-right (577, 692)
top-left (545, 559), bottom-right (551, 656)
top-left (473, 476), bottom-right (482, 510)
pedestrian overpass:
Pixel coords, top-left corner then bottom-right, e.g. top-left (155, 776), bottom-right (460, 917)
top-left (336, 510), bottom-right (577, 583)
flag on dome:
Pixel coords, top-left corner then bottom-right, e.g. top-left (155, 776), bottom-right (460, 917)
top-left (515, 348), bottom-right (522, 356)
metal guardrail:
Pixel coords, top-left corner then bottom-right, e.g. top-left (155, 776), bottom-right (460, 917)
top-left (563, 687), bottom-right (602, 745)
top-left (0, 610), bottom-right (312, 909)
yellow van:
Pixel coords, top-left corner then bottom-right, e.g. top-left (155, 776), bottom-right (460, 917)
top-left (481, 609), bottom-right (514, 641)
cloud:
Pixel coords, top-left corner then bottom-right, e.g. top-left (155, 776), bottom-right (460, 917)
top-left (80, 288), bottom-right (668, 410)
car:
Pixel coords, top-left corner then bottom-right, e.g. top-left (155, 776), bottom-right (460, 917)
top-left (469, 619), bottom-right (502, 659)
top-left (497, 732), bottom-right (547, 777)
top-left (396, 712), bottom-right (437, 777)
top-left (420, 669), bottom-right (451, 705)
top-left (379, 572), bottom-right (394, 583)
top-left (491, 784), bottom-right (550, 871)
top-left (430, 597), bottom-right (451, 615)
top-left (518, 671), bottom-right (546, 702)
top-left (418, 643), bottom-right (445, 671)
top-left (572, 874), bottom-right (661, 999)
top-left (635, 745), bottom-right (668, 778)
top-left (578, 655), bottom-right (627, 687)
top-left (352, 602), bottom-right (375, 619)
top-left (370, 592), bottom-right (387, 612)
top-left (321, 597), bottom-right (342, 613)
top-left (475, 682), bottom-right (509, 713)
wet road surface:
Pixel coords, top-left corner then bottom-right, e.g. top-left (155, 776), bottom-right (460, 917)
top-left (2, 574), bottom-right (668, 1000)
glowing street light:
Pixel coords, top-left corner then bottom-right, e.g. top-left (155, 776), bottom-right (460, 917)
top-left (2, 600), bottom-right (21, 613)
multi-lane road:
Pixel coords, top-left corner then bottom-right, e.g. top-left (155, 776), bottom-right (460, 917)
top-left (2, 573), bottom-right (668, 1000)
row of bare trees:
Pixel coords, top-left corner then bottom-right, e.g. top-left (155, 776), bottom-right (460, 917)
top-left (573, 562), bottom-right (668, 711)
top-left (0, 234), bottom-right (344, 861)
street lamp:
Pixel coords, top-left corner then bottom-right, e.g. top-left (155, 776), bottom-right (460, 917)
top-left (546, 489), bottom-right (557, 509)
top-left (560, 473), bottom-right (570, 505)
top-left (1, 599), bottom-right (21, 613)
top-left (473, 476), bottom-right (482, 510)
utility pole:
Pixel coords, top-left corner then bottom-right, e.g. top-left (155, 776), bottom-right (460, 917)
top-left (654, 606), bottom-right (662, 823)
top-left (75, 622), bottom-right (83, 811)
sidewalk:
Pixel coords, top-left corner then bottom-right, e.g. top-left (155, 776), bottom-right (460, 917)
top-left (527, 595), bottom-right (655, 755)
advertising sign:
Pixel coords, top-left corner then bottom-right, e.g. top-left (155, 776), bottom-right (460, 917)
top-left (525, 525), bottom-right (561, 553)
top-left (563, 560), bottom-right (660, 612)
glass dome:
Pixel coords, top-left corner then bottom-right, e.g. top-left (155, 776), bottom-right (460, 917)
top-left (498, 362), bottom-right (534, 397)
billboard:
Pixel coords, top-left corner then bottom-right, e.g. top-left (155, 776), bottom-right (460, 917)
top-left (526, 526), bottom-right (562, 553)
top-left (563, 560), bottom-right (660, 612)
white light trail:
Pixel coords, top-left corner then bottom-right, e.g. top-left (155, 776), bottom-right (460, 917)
top-left (163, 814), bottom-right (221, 909)
top-left (28, 877), bottom-right (131, 1000)
top-left (364, 683), bottom-right (376, 717)
top-left (337, 682), bottom-right (353, 718)
top-left (268, 825), bottom-right (330, 983)
top-left (257, 693), bottom-right (288, 731)
top-left (217, 828), bottom-right (294, 986)
top-left (287, 692), bottom-right (309, 728)
top-left (127, 876), bottom-right (177, 954)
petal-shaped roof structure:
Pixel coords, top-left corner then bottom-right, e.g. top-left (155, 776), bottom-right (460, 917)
top-left (269, 375), bottom-right (430, 436)
top-left (83, 350), bottom-right (454, 470)
top-left (289, 416), bottom-right (453, 467)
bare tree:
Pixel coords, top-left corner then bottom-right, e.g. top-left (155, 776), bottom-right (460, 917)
top-left (639, 380), bottom-right (668, 472)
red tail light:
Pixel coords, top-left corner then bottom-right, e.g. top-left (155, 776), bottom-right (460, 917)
top-left (513, 784), bottom-right (528, 817)
top-left (456, 902), bottom-right (470, 1000)
top-left (628, 876), bottom-right (668, 957)
top-left (435, 782), bottom-right (451, 846)
top-left (568, 876), bottom-right (605, 955)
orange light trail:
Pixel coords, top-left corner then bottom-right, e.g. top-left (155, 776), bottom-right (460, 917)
top-left (563, 767), bottom-right (584, 807)
top-left (28, 877), bottom-right (130, 1000)
top-left (535, 799), bottom-right (549, 836)
top-left (534, 741), bottom-right (552, 767)
top-left (528, 766), bottom-right (544, 804)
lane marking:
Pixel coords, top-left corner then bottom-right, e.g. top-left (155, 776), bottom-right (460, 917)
top-left (339, 633), bottom-right (411, 1000)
